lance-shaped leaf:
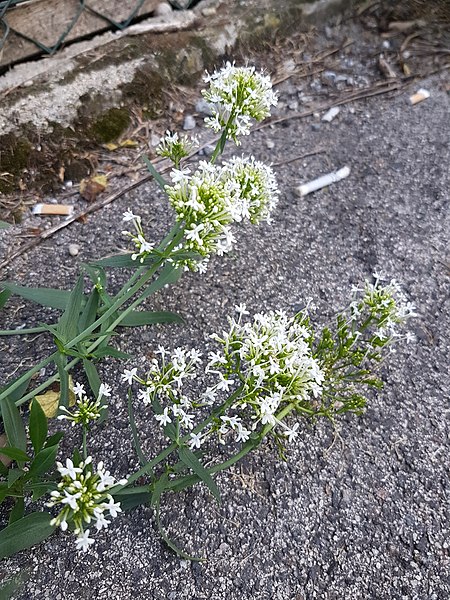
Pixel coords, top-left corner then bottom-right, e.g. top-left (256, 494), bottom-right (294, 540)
top-left (56, 275), bottom-right (84, 343)
top-left (0, 397), bottom-right (27, 457)
top-left (119, 310), bottom-right (184, 327)
top-left (0, 512), bottom-right (56, 559)
top-left (29, 400), bottom-right (48, 455)
top-left (178, 446), bottom-right (221, 503)
top-left (0, 283), bottom-right (72, 310)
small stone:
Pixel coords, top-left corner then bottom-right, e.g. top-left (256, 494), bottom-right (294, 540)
top-left (266, 140), bottom-right (275, 149)
top-left (68, 244), bottom-right (80, 257)
top-left (154, 2), bottom-right (172, 16)
top-left (201, 6), bottom-right (216, 17)
top-left (199, 144), bottom-right (215, 157)
top-left (288, 100), bottom-right (299, 111)
top-left (311, 123), bottom-right (321, 132)
top-left (195, 98), bottom-right (213, 116)
top-left (150, 133), bottom-right (161, 147)
top-left (183, 115), bottom-right (196, 130)
top-left (324, 25), bottom-right (333, 39)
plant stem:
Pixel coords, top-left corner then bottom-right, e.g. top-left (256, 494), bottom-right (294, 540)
top-left (128, 389), bottom-right (147, 466)
top-left (0, 326), bottom-right (49, 336)
top-left (82, 427), bottom-right (87, 460)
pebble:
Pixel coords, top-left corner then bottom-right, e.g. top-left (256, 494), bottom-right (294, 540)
top-left (151, 133), bottom-right (161, 147)
top-left (183, 115), bottom-right (196, 130)
top-left (201, 6), bottom-right (217, 17)
top-left (154, 2), bottom-right (172, 16)
top-left (199, 144), bottom-right (215, 157)
top-left (288, 100), bottom-right (299, 111)
top-left (322, 106), bottom-right (340, 122)
top-left (266, 140), bottom-right (275, 149)
top-left (195, 98), bottom-right (213, 116)
top-left (68, 243), bottom-right (80, 257)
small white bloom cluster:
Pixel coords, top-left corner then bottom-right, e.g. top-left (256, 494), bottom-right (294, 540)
top-left (156, 131), bottom-right (198, 166)
top-left (128, 307), bottom-right (324, 449)
top-left (202, 62), bottom-right (278, 143)
top-left (349, 273), bottom-right (417, 343)
top-left (122, 209), bottom-right (155, 263)
top-left (123, 348), bottom-right (203, 443)
top-left (58, 382), bottom-right (111, 427)
top-left (209, 307), bottom-right (324, 442)
top-left (166, 158), bottom-right (278, 272)
top-left (47, 457), bottom-right (127, 552)
top-left (222, 155), bottom-right (279, 224)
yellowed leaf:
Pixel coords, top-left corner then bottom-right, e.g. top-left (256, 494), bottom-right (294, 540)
top-left (103, 142), bottom-right (119, 151)
top-left (120, 139), bottom-right (139, 148)
top-left (34, 377), bottom-right (76, 418)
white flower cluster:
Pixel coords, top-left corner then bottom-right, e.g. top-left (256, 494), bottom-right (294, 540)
top-left (127, 306), bottom-right (324, 449)
top-left (349, 273), bottom-right (417, 343)
top-left (202, 62), bottom-right (278, 143)
top-left (222, 156), bottom-right (279, 224)
top-left (47, 457), bottom-right (127, 552)
top-left (57, 382), bottom-right (111, 427)
top-left (123, 348), bottom-right (204, 445)
top-left (209, 307), bottom-right (324, 442)
top-left (156, 131), bottom-right (198, 166)
top-left (122, 209), bottom-right (155, 263)
top-left (165, 158), bottom-right (278, 272)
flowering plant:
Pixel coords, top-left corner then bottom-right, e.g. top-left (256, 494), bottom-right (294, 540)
top-left (0, 64), bottom-right (416, 564)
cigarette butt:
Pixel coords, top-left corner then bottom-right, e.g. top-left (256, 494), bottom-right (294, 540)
top-left (409, 88), bottom-right (430, 105)
top-left (32, 204), bottom-right (74, 216)
top-left (322, 106), bottom-right (340, 122)
top-left (297, 166), bottom-right (351, 197)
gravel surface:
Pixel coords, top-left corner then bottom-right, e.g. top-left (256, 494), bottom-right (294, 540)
top-left (1, 15), bottom-right (449, 600)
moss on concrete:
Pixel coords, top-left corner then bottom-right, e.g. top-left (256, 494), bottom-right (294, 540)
top-left (89, 107), bottom-right (131, 143)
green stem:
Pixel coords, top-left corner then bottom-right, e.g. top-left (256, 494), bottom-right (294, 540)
top-left (114, 386), bottom-right (244, 491)
top-left (0, 326), bottom-right (49, 336)
top-left (82, 427), bottom-right (87, 460)
top-left (3, 226), bottom-right (185, 409)
top-left (128, 388), bottom-right (147, 466)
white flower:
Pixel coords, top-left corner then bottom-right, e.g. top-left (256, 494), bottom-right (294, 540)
top-left (123, 209), bottom-right (140, 222)
top-left (155, 406), bottom-right (172, 426)
top-left (75, 529), bottom-right (95, 552)
top-left (104, 497), bottom-right (122, 518)
top-left (98, 383), bottom-right (112, 398)
top-left (121, 368), bottom-right (138, 385)
top-left (216, 373), bottom-right (234, 392)
top-left (57, 458), bottom-right (82, 480)
top-left (202, 63), bottom-right (278, 144)
top-left (72, 382), bottom-right (85, 397)
top-left (235, 425), bottom-right (251, 443)
top-left (188, 432), bottom-right (203, 449)
top-left (235, 303), bottom-right (250, 317)
top-left (170, 167), bottom-right (191, 183)
top-left (283, 423), bottom-right (299, 442)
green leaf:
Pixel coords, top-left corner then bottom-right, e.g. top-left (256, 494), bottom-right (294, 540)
top-left (141, 263), bottom-right (183, 301)
top-left (0, 512), bottom-right (56, 559)
top-left (0, 372), bottom-right (32, 404)
top-left (150, 472), bottom-right (169, 507)
top-left (57, 274), bottom-right (84, 342)
top-left (0, 447), bottom-right (30, 463)
top-left (7, 468), bottom-right (24, 488)
top-left (78, 287), bottom-right (100, 333)
top-left (82, 358), bottom-right (101, 398)
top-left (9, 497), bottom-right (25, 524)
top-left (91, 346), bottom-right (132, 360)
top-left (0, 397), bottom-right (27, 455)
top-left (0, 220), bottom-right (11, 229)
top-left (0, 289), bottom-right (12, 310)
top-left (142, 155), bottom-right (168, 190)
top-left (0, 283), bottom-right (72, 310)
top-left (26, 481), bottom-right (57, 502)
top-left (0, 482), bottom-right (9, 503)
top-left (45, 431), bottom-right (64, 448)
top-left (27, 445), bottom-right (58, 479)
top-left (54, 354), bottom-right (69, 408)
top-left (178, 446), bottom-right (221, 503)
top-left (120, 310), bottom-right (184, 327)
top-left (92, 253), bottom-right (158, 268)
top-left (29, 400), bottom-right (48, 455)
top-left (113, 487), bottom-right (152, 511)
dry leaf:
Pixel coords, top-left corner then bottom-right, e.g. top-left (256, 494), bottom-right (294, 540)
top-left (120, 139), bottom-right (139, 148)
top-left (79, 175), bottom-right (108, 202)
top-left (34, 378), bottom-right (76, 418)
top-left (103, 142), bottom-right (119, 151)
